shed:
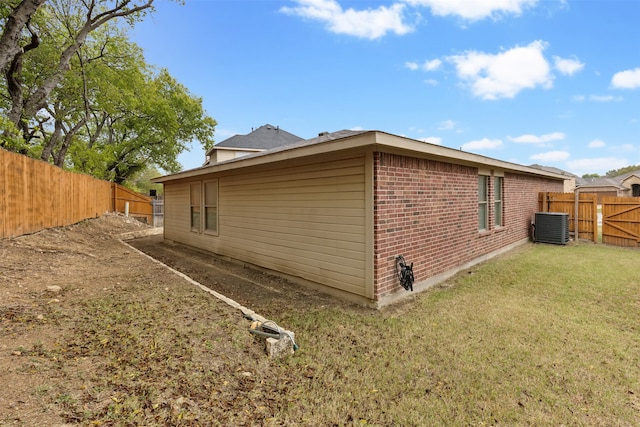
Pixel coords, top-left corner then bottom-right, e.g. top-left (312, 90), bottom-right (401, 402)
top-left (154, 130), bottom-right (566, 307)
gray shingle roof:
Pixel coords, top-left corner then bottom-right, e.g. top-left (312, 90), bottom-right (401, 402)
top-left (214, 124), bottom-right (303, 150)
top-left (574, 176), bottom-right (626, 189)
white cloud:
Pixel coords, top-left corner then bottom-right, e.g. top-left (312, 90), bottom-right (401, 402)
top-left (447, 40), bottom-right (552, 100)
top-left (615, 143), bottom-right (635, 152)
top-left (406, 58), bottom-right (442, 72)
top-left (611, 67), bottom-right (640, 89)
top-left (422, 58), bottom-right (442, 71)
top-left (404, 0), bottom-right (538, 21)
top-left (553, 55), bottom-right (584, 76)
top-left (509, 132), bottom-right (565, 144)
top-left (566, 157), bottom-right (628, 176)
top-left (462, 138), bottom-right (502, 150)
top-left (280, 0), bottom-right (414, 39)
top-left (589, 94), bottom-right (622, 102)
top-left (530, 150), bottom-right (570, 162)
top-left (438, 119), bottom-right (456, 130)
top-left (405, 61), bottom-right (419, 71)
top-left (421, 136), bottom-right (442, 144)
top-left (588, 139), bottom-right (605, 148)
top-left (423, 78), bottom-right (438, 86)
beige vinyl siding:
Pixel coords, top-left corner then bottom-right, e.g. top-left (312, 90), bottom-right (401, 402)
top-left (164, 155), bottom-right (369, 298)
top-left (163, 182), bottom-right (191, 243)
top-left (222, 156), bottom-right (367, 296)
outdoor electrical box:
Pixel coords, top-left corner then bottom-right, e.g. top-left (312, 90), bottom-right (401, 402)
top-left (534, 212), bottom-right (570, 245)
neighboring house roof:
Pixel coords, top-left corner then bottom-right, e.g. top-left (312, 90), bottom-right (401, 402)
top-left (206, 124), bottom-right (303, 156)
top-left (575, 176), bottom-right (627, 190)
top-left (156, 129), bottom-right (568, 184)
top-left (617, 170), bottom-right (640, 183)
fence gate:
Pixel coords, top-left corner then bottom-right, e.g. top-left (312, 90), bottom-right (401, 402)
top-left (152, 198), bottom-right (164, 227)
top-left (601, 196), bottom-right (640, 247)
top-left (538, 192), bottom-right (598, 242)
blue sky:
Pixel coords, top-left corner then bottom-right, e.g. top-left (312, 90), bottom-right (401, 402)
top-left (131, 0), bottom-right (640, 176)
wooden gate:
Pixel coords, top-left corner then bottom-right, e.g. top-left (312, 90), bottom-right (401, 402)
top-left (538, 192), bottom-right (598, 242)
top-left (601, 197), bottom-right (640, 247)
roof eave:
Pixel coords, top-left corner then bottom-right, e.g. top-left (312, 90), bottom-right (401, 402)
top-left (154, 130), bottom-right (567, 183)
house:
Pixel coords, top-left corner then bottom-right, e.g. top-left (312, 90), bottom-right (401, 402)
top-left (617, 171), bottom-right (640, 196)
top-left (574, 171), bottom-right (640, 203)
top-left (204, 124), bottom-right (303, 165)
top-left (154, 129), bottom-right (566, 307)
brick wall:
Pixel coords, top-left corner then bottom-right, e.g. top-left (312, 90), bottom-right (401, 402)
top-left (373, 153), bottom-right (563, 299)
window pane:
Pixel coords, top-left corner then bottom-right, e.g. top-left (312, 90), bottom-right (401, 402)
top-left (478, 176), bottom-right (488, 230)
top-left (205, 207), bottom-right (217, 231)
top-left (494, 177), bottom-right (503, 227)
top-left (495, 201), bottom-right (502, 226)
top-left (191, 206), bottom-right (200, 231)
top-left (478, 176), bottom-right (488, 201)
top-left (205, 181), bottom-right (217, 206)
top-left (479, 204), bottom-right (487, 230)
top-left (494, 177), bottom-right (502, 200)
top-left (190, 183), bottom-right (201, 205)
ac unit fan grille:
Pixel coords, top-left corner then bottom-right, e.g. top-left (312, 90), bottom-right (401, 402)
top-left (534, 212), bottom-right (570, 245)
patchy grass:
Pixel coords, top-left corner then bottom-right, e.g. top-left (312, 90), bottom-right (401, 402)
top-left (277, 243), bottom-right (640, 426)
top-left (10, 243), bottom-right (640, 425)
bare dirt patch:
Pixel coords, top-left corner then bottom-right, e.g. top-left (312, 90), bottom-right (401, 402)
top-left (0, 214), bottom-right (354, 426)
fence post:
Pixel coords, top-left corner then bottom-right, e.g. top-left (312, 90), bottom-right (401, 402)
top-left (574, 189), bottom-right (579, 241)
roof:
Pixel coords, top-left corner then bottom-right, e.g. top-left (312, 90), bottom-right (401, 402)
top-left (617, 170), bottom-right (640, 183)
top-left (574, 176), bottom-right (626, 189)
top-left (528, 164), bottom-right (577, 177)
top-left (206, 124), bottom-right (303, 155)
top-left (156, 129), bottom-right (568, 183)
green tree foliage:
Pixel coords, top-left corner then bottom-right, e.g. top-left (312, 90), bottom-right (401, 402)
top-left (605, 165), bottom-right (640, 177)
top-left (123, 165), bottom-right (163, 196)
top-left (1, 0), bottom-right (216, 184)
top-left (581, 173), bottom-right (600, 179)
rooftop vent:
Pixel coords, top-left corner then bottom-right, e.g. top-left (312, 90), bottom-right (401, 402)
top-left (318, 131), bottom-right (330, 137)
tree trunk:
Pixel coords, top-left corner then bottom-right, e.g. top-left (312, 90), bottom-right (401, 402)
top-left (40, 118), bottom-right (64, 163)
top-left (0, 0), bottom-right (47, 72)
top-left (53, 118), bottom-right (86, 167)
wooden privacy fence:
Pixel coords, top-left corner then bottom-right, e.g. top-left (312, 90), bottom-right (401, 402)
top-left (538, 192), bottom-right (598, 242)
top-left (112, 184), bottom-right (153, 225)
top-left (1, 148), bottom-right (153, 239)
top-left (601, 196), bottom-right (640, 247)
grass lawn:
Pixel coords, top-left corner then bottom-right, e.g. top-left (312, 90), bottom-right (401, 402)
top-left (22, 242), bottom-right (640, 425)
top-left (277, 242), bottom-right (640, 426)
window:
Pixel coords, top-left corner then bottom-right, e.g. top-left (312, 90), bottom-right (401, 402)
top-left (478, 175), bottom-right (488, 231)
top-left (494, 176), bottom-right (503, 227)
top-left (190, 182), bottom-right (201, 232)
top-left (204, 179), bottom-right (218, 233)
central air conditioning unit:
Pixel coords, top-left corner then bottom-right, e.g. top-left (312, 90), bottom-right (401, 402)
top-left (534, 212), bottom-right (570, 245)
